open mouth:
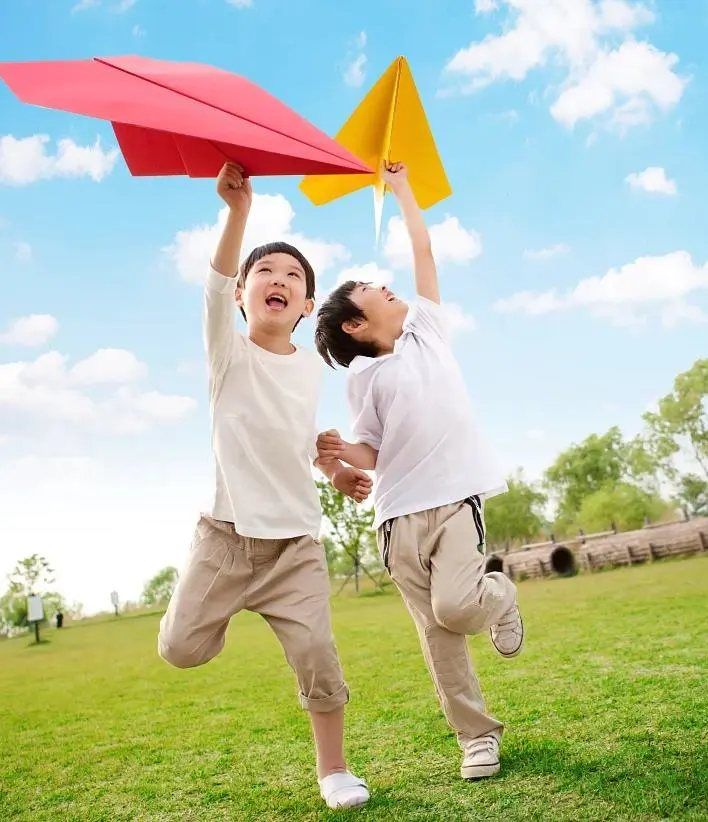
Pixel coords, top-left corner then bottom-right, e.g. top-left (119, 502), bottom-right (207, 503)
top-left (265, 293), bottom-right (288, 311)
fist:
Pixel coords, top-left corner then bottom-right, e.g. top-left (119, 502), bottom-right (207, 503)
top-left (217, 162), bottom-right (252, 216)
top-left (333, 466), bottom-right (373, 503)
top-left (316, 429), bottom-right (346, 462)
top-left (382, 161), bottom-right (409, 194)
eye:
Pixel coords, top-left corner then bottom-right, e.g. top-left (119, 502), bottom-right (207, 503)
top-left (288, 271), bottom-right (301, 278)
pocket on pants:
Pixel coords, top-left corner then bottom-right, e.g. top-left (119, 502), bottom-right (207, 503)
top-left (465, 496), bottom-right (486, 555)
top-left (191, 517), bottom-right (231, 564)
top-left (379, 519), bottom-right (395, 573)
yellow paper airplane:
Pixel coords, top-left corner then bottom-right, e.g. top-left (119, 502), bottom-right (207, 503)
top-left (300, 56), bottom-right (452, 243)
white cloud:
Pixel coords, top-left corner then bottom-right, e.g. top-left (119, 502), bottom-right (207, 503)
top-left (523, 243), bottom-right (570, 261)
top-left (443, 1), bottom-right (685, 132)
top-left (476, 0), bottom-right (499, 12)
top-left (0, 135), bottom-right (119, 186)
top-left (441, 302), bottom-right (477, 335)
top-left (343, 31), bottom-right (368, 88)
top-left (550, 40), bottom-right (686, 131)
top-left (164, 194), bottom-right (350, 285)
top-left (70, 348), bottom-right (148, 385)
top-left (383, 214), bottom-right (482, 270)
top-left (495, 250), bottom-right (708, 327)
top-left (14, 241), bottom-right (33, 263)
top-left (132, 24), bottom-right (146, 37)
top-left (114, 0), bottom-right (137, 10)
top-left (344, 54), bottom-right (367, 88)
top-left (0, 348), bottom-right (195, 433)
top-left (625, 166), bottom-right (677, 195)
top-left (0, 314), bottom-right (58, 347)
top-left (226, 0), bottom-right (253, 7)
top-left (336, 262), bottom-right (393, 288)
top-left (660, 301), bottom-right (708, 329)
top-left (72, 0), bottom-right (100, 11)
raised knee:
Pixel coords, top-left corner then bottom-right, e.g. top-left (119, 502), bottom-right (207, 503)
top-left (433, 597), bottom-right (486, 635)
top-left (158, 635), bottom-right (206, 669)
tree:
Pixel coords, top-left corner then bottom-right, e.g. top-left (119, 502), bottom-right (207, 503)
top-left (317, 480), bottom-right (384, 593)
top-left (571, 483), bottom-right (674, 534)
top-left (544, 426), bottom-right (628, 529)
top-left (141, 567), bottom-right (179, 607)
top-left (0, 554), bottom-right (66, 636)
top-left (675, 474), bottom-right (708, 518)
top-left (9, 554), bottom-right (55, 593)
top-left (642, 359), bottom-right (708, 481)
top-left (484, 472), bottom-right (547, 552)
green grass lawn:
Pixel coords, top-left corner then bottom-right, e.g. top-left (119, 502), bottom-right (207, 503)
top-left (1, 557), bottom-right (707, 821)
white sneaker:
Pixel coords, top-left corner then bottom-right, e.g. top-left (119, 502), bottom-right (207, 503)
top-left (319, 770), bottom-right (369, 810)
top-left (490, 603), bottom-right (524, 657)
top-left (461, 734), bottom-right (500, 779)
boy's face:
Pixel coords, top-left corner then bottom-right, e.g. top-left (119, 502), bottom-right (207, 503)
top-left (345, 282), bottom-right (408, 344)
top-left (236, 253), bottom-right (314, 331)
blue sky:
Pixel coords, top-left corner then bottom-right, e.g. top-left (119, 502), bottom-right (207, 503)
top-left (1, 0), bottom-right (706, 614)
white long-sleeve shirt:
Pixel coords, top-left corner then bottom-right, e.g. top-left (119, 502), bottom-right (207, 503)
top-left (204, 265), bottom-right (322, 539)
top-left (347, 297), bottom-right (507, 530)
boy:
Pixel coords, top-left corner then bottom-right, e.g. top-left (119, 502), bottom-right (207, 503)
top-left (158, 163), bottom-right (371, 810)
top-left (314, 162), bottom-right (524, 780)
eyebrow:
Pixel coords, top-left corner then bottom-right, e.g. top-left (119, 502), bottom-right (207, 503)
top-left (256, 260), bottom-right (306, 276)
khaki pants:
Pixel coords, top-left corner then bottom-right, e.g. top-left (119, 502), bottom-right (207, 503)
top-left (377, 498), bottom-right (516, 744)
top-left (158, 515), bottom-right (349, 713)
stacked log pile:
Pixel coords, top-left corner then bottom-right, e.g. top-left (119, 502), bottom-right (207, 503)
top-left (485, 516), bottom-right (708, 581)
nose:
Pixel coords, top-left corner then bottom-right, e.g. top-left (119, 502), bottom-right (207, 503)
top-left (271, 274), bottom-right (286, 288)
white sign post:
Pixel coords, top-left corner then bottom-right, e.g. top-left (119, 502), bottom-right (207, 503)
top-left (27, 594), bottom-right (44, 644)
top-left (110, 590), bottom-right (120, 617)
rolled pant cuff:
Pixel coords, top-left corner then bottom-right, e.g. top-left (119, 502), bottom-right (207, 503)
top-left (299, 682), bottom-right (349, 713)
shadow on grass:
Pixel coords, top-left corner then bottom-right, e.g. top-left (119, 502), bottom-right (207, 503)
top-left (26, 638), bottom-right (51, 648)
top-left (503, 737), bottom-right (705, 818)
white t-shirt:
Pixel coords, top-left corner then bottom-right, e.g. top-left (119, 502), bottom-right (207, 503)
top-left (204, 265), bottom-right (322, 539)
top-left (347, 296), bottom-right (507, 530)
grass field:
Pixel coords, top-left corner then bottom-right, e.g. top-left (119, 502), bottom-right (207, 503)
top-left (2, 557), bottom-right (707, 821)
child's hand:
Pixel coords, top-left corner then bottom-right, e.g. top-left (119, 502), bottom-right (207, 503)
top-left (217, 162), bottom-right (252, 218)
top-left (382, 161), bottom-right (410, 195)
top-left (332, 466), bottom-right (373, 503)
top-left (317, 429), bottom-right (346, 462)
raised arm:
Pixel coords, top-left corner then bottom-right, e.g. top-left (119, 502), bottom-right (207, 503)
top-left (203, 163), bottom-right (252, 394)
top-left (383, 161), bottom-right (440, 304)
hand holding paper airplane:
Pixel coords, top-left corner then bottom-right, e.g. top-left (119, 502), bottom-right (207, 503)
top-left (300, 56), bottom-right (452, 241)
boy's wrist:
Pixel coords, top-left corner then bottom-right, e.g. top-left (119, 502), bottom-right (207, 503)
top-left (390, 181), bottom-right (414, 200)
top-left (225, 205), bottom-right (249, 223)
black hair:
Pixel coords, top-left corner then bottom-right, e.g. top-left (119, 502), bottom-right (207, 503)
top-left (315, 281), bottom-right (381, 368)
top-left (237, 241), bottom-right (315, 327)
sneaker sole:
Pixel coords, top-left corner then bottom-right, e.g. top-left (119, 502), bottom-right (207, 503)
top-left (491, 615), bottom-right (525, 658)
top-left (461, 761), bottom-right (500, 780)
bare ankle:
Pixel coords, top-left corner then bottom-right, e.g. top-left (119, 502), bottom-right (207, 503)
top-left (318, 763), bottom-right (347, 780)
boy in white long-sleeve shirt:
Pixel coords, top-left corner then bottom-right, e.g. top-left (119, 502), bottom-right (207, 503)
top-left (315, 162), bottom-right (524, 781)
top-left (158, 163), bottom-right (371, 810)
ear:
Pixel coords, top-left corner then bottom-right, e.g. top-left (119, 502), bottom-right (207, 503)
top-left (301, 297), bottom-right (315, 319)
top-left (234, 286), bottom-right (244, 309)
top-left (342, 317), bottom-right (367, 337)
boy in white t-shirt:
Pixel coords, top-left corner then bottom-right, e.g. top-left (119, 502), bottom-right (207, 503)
top-left (314, 162), bottom-right (524, 780)
top-left (158, 163), bottom-right (371, 810)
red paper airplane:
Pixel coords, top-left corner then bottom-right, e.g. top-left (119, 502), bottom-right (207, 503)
top-left (0, 55), bottom-right (372, 178)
